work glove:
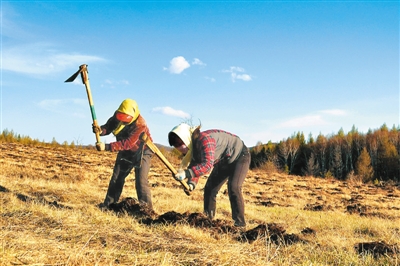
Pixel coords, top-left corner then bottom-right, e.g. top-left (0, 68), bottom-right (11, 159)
top-left (183, 182), bottom-right (195, 196)
top-left (92, 124), bottom-right (103, 135)
top-left (175, 169), bottom-right (187, 181)
top-left (96, 142), bottom-right (105, 151)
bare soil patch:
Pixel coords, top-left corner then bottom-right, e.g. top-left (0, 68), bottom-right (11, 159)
top-left (107, 197), bottom-right (306, 244)
top-left (355, 241), bottom-right (399, 258)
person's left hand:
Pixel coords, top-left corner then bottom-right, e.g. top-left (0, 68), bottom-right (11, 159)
top-left (96, 142), bottom-right (105, 151)
top-left (175, 169), bottom-right (186, 181)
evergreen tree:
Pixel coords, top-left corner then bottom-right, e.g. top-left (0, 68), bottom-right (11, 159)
top-left (355, 147), bottom-right (374, 183)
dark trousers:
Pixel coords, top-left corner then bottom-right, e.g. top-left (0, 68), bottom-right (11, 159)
top-left (204, 146), bottom-right (250, 227)
top-left (103, 149), bottom-right (153, 208)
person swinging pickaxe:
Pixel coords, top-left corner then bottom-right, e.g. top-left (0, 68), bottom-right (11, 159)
top-left (65, 65), bottom-right (191, 196)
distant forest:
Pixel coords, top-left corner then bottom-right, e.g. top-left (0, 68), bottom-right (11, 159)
top-left (250, 124), bottom-right (400, 182)
top-left (1, 124), bottom-right (399, 182)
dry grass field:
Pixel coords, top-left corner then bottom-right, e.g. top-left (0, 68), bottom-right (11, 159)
top-left (1, 142), bottom-right (399, 265)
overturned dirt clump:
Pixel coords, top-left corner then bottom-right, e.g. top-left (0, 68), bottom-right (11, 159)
top-left (142, 210), bottom-right (187, 225)
top-left (237, 223), bottom-right (305, 244)
top-left (186, 213), bottom-right (239, 234)
top-left (108, 197), bottom-right (158, 218)
top-left (304, 203), bottom-right (334, 212)
top-left (110, 198), bottom-right (304, 244)
top-left (301, 227), bottom-right (316, 235)
top-left (355, 241), bottom-right (399, 258)
top-left (304, 203), bottom-right (325, 211)
top-left (16, 192), bottom-right (72, 209)
top-left (142, 211), bottom-right (239, 234)
top-left (346, 204), bottom-right (368, 215)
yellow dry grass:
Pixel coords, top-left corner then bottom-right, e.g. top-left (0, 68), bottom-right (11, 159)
top-left (1, 142), bottom-right (399, 265)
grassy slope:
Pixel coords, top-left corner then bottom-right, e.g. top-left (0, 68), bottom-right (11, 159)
top-left (1, 142), bottom-right (399, 265)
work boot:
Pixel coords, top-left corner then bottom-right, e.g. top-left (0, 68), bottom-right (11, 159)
top-left (98, 203), bottom-right (110, 211)
top-left (234, 225), bottom-right (246, 234)
top-left (232, 223), bottom-right (247, 241)
top-left (234, 221), bottom-right (246, 228)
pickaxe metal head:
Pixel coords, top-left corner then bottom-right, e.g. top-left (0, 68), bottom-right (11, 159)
top-left (64, 64), bottom-right (88, 84)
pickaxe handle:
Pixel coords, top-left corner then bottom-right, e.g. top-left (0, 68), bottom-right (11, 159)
top-left (140, 132), bottom-right (191, 196)
top-left (79, 65), bottom-right (101, 143)
top-left (65, 64), bottom-right (101, 143)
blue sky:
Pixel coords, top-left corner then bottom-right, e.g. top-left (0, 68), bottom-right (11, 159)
top-left (1, 1), bottom-right (399, 147)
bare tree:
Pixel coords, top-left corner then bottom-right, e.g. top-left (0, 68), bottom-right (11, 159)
top-left (303, 152), bottom-right (319, 177)
top-left (287, 137), bottom-right (300, 174)
top-left (315, 134), bottom-right (327, 176)
top-left (329, 138), bottom-right (344, 179)
top-left (278, 140), bottom-right (290, 173)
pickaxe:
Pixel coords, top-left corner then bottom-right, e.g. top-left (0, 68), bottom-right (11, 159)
top-left (65, 64), bottom-right (101, 143)
top-left (140, 132), bottom-right (191, 196)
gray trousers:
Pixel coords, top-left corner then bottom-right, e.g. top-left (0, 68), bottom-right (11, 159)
top-left (103, 148), bottom-right (153, 208)
top-left (204, 146), bottom-right (250, 227)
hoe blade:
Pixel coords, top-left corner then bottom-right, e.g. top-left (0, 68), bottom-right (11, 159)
top-left (64, 68), bottom-right (82, 83)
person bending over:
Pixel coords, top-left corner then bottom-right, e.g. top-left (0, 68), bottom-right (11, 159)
top-left (168, 123), bottom-right (250, 227)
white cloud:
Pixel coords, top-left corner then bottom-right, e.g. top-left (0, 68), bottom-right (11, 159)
top-left (192, 58), bottom-right (206, 66)
top-left (1, 3), bottom-right (31, 39)
top-left (2, 43), bottom-right (106, 76)
top-left (222, 66), bottom-right (245, 73)
top-left (320, 109), bottom-right (347, 116)
top-left (152, 106), bottom-right (190, 118)
top-left (275, 109), bottom-right (348, 130)
top-left (278, 115), bottom-right (327, 128)
top-left (164, 56), bottom-right (190, 74)
top-left (101, 79), bottom-right (130, 89)
top-left (38, 99), bottom-right (64, 110)
top-left (205, 76), bottom-right (216, 82)
top-left (37, 98), bottom-right (87, 117)
top-left (222, 66), bottom-right (252, 82)
top-left (232, 73), bottom-right (252, 82)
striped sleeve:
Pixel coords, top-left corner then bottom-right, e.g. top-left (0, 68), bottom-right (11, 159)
top-left (188, 134), bottom-right (216, 183)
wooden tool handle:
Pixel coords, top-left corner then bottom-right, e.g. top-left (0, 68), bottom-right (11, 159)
top-left (140, 132), bottom-right (191, 195)
top-left (79, 64), bottom-right (101, 143)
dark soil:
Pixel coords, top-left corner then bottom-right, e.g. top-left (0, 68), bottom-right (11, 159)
top-left (108, 197), bottom-right (157, 218)
top-left (108, 197), bottom-right (306, 244)
top-left (355, 241), bottom-right (399, 258)
top-left (237, 223), bottom-right (306, 244)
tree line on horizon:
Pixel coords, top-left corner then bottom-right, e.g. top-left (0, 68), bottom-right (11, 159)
top-left (0, 129), bottom-right (81, 149)
top-left (250, 124), bottom-right (400, 183)
top-left (1, 124), bottom-right (399, 182)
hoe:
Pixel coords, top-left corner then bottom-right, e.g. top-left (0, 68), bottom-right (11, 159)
top-left (140, 132), bottom-right (191, 196)
top-left (65, 64), bottom-right (101, 143)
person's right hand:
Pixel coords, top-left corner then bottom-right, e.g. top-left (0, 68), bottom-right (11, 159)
top-left (96, 142), bottom-right (105, 151)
